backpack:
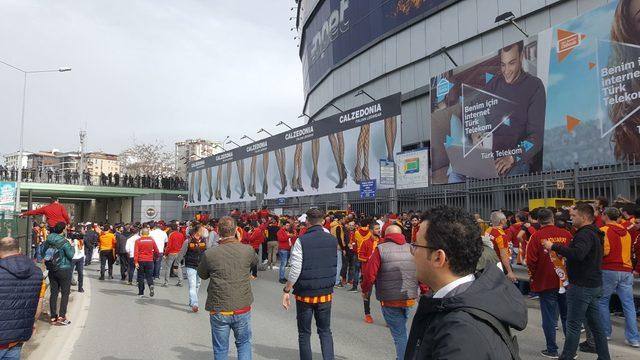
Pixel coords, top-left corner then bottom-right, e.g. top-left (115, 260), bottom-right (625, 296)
top-left (43, 242), bottom-right (63, 272)
top-left (455, 307), bottom-right (521, 360)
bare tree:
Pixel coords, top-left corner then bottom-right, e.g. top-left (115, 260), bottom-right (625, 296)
top-left (119, 142), bottom-right (176, 177)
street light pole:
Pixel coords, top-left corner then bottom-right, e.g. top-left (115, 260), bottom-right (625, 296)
top-left (0, 60), bottom-right (72, 212)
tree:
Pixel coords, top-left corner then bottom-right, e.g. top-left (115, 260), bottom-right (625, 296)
top-left (119, 142), bottom-right (176, 177)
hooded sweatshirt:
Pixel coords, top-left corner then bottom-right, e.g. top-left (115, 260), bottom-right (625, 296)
top-left (600, 223), bottom-right (633, 272)
top-left (551, 223), bottom-right (604, 288)
top-left (0, 254), bottom-right (44, 346)
top-left (40, 233), bottom-right (74, 270)
top-left (405, 265), bottom-right (528, 360)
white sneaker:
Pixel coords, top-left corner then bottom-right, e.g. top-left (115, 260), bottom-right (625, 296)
top-left (625, 339), bottom-right (640, 348)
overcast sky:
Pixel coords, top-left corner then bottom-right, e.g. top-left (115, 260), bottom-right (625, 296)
top-left (0, 0), bottom-right (304, 159)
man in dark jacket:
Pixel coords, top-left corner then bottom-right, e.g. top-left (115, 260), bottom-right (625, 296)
top-left (405, 206), bottom-right (527, 360)
top-left (282, 208), bottom-right (338, 360)
top-left (543, 203), bottom-right (610, 360)
top-left (83, 224), bottom-right (99, 266)
top-left (115, 226), bottom-right (129, 281)
top-left (0, 237), bottom-right (44, 358)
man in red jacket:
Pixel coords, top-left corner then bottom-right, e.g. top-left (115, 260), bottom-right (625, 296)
top-left (163, 223), bottom-right (186, 287)
top-left (277, 222), bottom-right (295, 284)
top-left (134, 228), bottom-right (160, 298)
top-left (247, 222), bottom-right (266, 279)
top-left (526, 208), bottom-right (571, 358)
top-left (20, 197), bottom-right (70, 229)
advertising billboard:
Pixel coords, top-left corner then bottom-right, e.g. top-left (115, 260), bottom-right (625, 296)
top-left (430, 0), bottom-right (630, 184)
top-left (0, 182), bottom-right (16, 213)
top-left (396, 149), bottom-right (429, 189)
top-left (301, 0), bottom-right (458, 94)
top-left (187, 93), bottom-right (402, 205)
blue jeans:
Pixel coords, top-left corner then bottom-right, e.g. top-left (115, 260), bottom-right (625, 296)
top-left (153, 255), bottom-right (162, 278)
top-left (278, 250), bottom-right (289, 281)
top-left (210, 311), bottom-right (252, 360)
top-left (352, 260), bottom-right (361, 288)
top-left (599, 270), bottom-right (640, 342)
top-left (539, 290), bottom-right (567, 353)
top-left (335, 250), bottom-right (342, 285)
top-left (559, 285), bottom-right (610, 360)
top-left (382, 306), bottom-right (410, 360)
top-left (186, 267), bottom-right (201, 307)
top-left (296, 300), bottom-right (334, 360)
top-left (0, 344), bottom-right (22, 359)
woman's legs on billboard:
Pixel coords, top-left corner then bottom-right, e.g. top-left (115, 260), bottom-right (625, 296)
top-left (385, 116), bottom-right (397, 162)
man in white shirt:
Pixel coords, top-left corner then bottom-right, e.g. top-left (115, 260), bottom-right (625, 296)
top-left (148, 222), bottom-right (168, 279)
top-left (125, 229), bottom-right (141, 285)
top-left (71, 230), bottom-right (86, 293)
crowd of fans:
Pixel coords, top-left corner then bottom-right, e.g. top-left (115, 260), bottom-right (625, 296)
top-left (0, 165), bottom-right (186, 190)
top-left (3, 196), bottom-right (640, 359)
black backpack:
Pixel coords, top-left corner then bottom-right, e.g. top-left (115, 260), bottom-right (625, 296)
top-left (43, 242), bottom-right (63, 272)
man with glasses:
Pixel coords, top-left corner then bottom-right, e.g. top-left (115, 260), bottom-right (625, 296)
top-left (405, 206), bottom-right (527, 359)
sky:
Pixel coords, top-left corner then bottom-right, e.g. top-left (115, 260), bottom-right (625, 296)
top-left (0, 0), bottom-right (305, 158)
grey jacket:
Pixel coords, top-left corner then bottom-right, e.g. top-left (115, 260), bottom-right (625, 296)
top-left (375, 240), bottom-right (418, 302)
top-left (197, 241), bottom-right (259, 312)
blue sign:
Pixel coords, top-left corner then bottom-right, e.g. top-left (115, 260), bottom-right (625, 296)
top-left (301, 0), bottom-right (457, 93)
top-left (359, 180), bottom-right (377, 199)
top-left (276, 198), bottom-right (286, 206)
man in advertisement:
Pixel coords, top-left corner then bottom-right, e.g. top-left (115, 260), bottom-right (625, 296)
top-left (484, 40), bottom-right (546, 177)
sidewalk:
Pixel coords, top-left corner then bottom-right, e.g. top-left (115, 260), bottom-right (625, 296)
top-left (22, 266), bottom-right (92, 360)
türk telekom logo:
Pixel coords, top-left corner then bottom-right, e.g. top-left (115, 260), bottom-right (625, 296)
top-left (557, 29), bottom-right (586, 62)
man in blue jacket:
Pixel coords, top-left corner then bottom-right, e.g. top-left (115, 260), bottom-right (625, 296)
top-left (282, 208), bottom-right (338, 360)
top-left (0, 236), bottom-right (44, 358)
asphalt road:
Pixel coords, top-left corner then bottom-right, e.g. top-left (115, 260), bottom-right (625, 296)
top-left (58, 263), bottom-right (639, 360)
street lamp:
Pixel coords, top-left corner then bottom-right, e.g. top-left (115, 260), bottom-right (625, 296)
top-left (276, 121), bottom-right (293, 130)
top-left (213, 143), bottom-right (226, 152)
top-left (226, 139), bottom-right (241, 148)
top-left (0, 59), bottom-right (72, 212)
top-left (240, 135), bottom-right (256, 143)
top-left (495, 11), bottom-right (529, 38)
top-left (257, 128), bottom-right (273, 137)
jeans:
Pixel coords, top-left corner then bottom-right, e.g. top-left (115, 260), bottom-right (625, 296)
top-left (0, 344), bottom-right (22, 359)
top-left (99, 250), bottom-right (114, 278)
top-left (210, 311), bottom-right (252, 360)
top-left (163, 253), bottom-right (182, 284)
top-left (49, 268), bottom-right (72, 318)
top-left (340, 251), bottom-right (354, 283)
top-left (352, 260), bottom-right (361, 288)
top-left (335, 250), bottom-right (342, 285)
top-left (84, 245), bottom-right (93, 265)
top-left (267, 242), bottom-right (278, 267)
top-left (72, 259), bottom-right (84, 290)
top-left (296, 300), bottom-right (334, 360)
top-left (153, 255), bottom-right (163, 278)
top-left (599, 270), bottom-right (640, 342)
top-left (127, 257), bottom-right (136, 283)
top-left (278, 250), bottom-right (289, 281)
top-left (559, 285), bottom-right (610, 360)
top-left (251, 249), bottom-right (259, 277)
top-left (381, 306), bottom-right (410, 360)
top-left (137, 261), bottom-right (154, 295)
top-left (186, 267), bottom-right (201, 307)
top-left (118, 253), bottom-right (129, 280)
top-left (539, 289), bottom-right (567, 353)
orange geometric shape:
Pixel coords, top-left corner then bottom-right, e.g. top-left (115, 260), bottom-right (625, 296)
top-left (589, 62), bottom-right (596, 70)
top-left (557, 29), bottom-right (584, 62)
top-left (566, 115), bottom-right (581, 134)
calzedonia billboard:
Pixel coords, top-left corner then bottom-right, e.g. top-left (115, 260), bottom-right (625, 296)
top-left (187, 93), bottom-right (402, 205)
top-left (430, 0), bottom-right (637, 184)
top-left (301, 0), bottom-right (459, 94)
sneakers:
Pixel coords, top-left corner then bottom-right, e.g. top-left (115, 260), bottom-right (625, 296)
top-left (192, 305), bottom-right (199, 313)
top-left (138, 294), bottom-right (145, 299)
top-left (98, 277), bottom-right (105, 281)
top-left (364, 315), bottom-right (373, 324)
top-left (579, 341), bottom-right (596, 354)
top-left (334, 283), bottom-right (344, 288)
top-left (349, 287), bottom-right (359, 292)
top-left (55, 317), bottom-right (71, 326)
top-left (150, 286), bottom-right (155, 297)
top-left (176, 282), bottom-right (183, 287)
top-left (625, 339), bottom-right (640, 348)
top-left (540, 350), bottom-right (558, 358)
top-left (109, 275), bottom-right (114, 279)
top-left (78, 288), bottom-right (85, 293)
top-left (279, 279), bottom-right (287, 284)
top-left (128, 281), bottom-right (133, 285)
top-left (161, 282), bottom-right (168, 287)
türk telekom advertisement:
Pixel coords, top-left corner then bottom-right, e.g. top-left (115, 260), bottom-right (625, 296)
top-left (430, 0), bottom-right (632, 184)
top-left (187, 93), bottom-right (402, 205)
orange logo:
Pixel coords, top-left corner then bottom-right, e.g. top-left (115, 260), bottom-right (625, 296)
top-left (557, 29), bottom-right (586, 62)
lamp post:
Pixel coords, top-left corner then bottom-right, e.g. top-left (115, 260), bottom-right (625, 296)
top-left (276, 121), bottom-right (293, 130)
top-left (257, 128), bottom-right (273, 137)
top-left (226, 140), bottom-right (241, 148)
top-left (0, 59), bottom-right (72, 212)
top-left (240, 135), bottom-right (256, 143)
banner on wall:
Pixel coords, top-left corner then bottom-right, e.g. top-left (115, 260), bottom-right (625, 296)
top-left (187, 93), bottom-right (402, 205)
top-left (0, 182), bottom-right (16, 213)
top-left (430, 0), bottom-right (632, 184)
top-left (396, 149), bottom-right (429, 189)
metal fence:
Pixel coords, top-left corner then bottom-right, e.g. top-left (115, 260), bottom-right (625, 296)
top-left (198, 160), bottom-right (640, 218)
